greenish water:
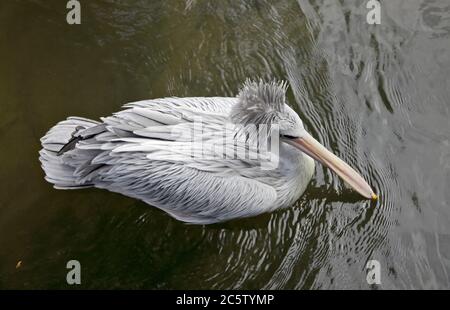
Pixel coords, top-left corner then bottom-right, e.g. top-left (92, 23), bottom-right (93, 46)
top-left (0, 0), bottom-right (449, 289)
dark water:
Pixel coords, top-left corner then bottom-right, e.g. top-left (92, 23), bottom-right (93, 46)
top-left (1, 0), bottom-right (449, 289)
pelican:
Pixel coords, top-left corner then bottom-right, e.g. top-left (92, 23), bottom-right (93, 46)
top-left (39, 80), bottom-right (376, 224)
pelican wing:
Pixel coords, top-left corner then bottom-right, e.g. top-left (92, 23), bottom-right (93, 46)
top-left (63, 97), bottom-right (278, 224)
top-left (96, 158), bottom-right (277, 224)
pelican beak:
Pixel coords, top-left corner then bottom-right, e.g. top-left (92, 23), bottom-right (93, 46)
top-left (285, 132), bottom-right (377, 200)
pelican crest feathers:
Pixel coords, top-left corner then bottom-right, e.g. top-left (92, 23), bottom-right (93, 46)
top-left (230, 79), bottom-right (289, 127)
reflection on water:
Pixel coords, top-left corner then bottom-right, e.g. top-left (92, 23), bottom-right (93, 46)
top-left (0, 0), bottom-right (449, 289)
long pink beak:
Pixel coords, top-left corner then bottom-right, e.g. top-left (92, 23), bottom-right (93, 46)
top-left (286, 132), bottom-right (377, 200)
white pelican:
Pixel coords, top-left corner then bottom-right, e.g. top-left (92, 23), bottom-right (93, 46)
top-left (39, 80), bottom-right (376, 224)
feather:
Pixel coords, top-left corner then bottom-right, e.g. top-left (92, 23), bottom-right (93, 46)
top-left (230, 79), bottom-right (288, 127)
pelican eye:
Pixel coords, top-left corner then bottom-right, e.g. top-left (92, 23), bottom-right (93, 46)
top-left (281, 134), bottom-right (298, 140)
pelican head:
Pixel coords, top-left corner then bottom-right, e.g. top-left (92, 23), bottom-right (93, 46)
top-left (231, 79), bottom-right (377, 200)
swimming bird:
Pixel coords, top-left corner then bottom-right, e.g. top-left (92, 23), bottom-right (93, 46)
top-left (39, 80), bottom-right (376, 224)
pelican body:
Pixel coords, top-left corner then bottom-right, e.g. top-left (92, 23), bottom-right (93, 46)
top-left (39, 80), bottom-right (375, 224)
